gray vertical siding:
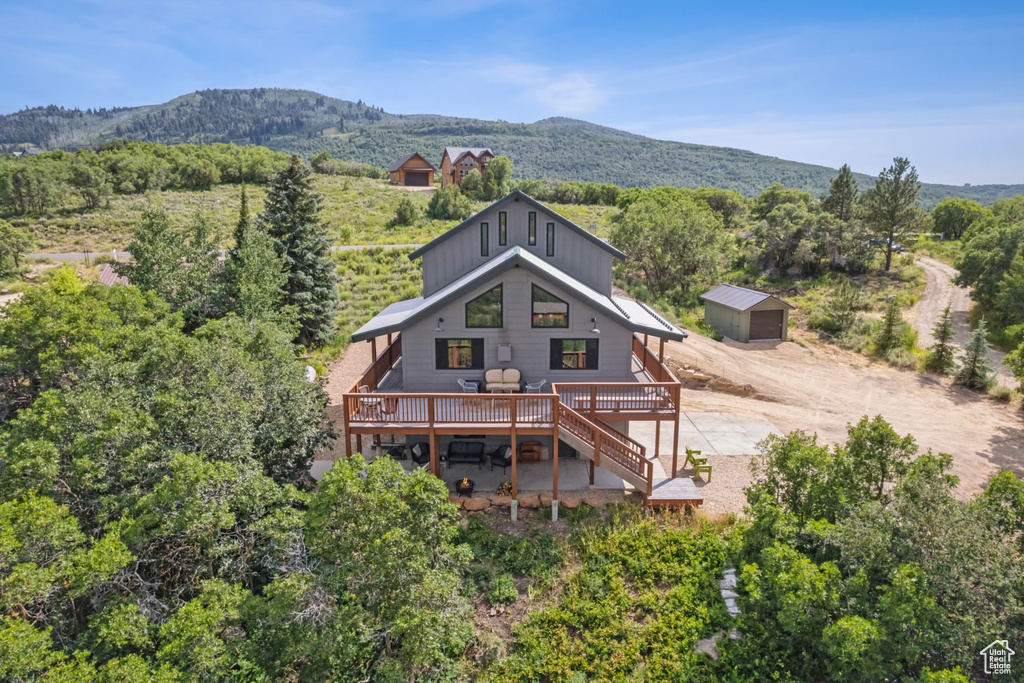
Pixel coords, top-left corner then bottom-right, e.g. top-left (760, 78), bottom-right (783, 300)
top-left (421, 196), bottom-right (614, 297)
top-left (402, 267), bottom-right (635, 393)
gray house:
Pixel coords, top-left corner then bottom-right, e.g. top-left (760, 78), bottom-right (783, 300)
top-left (700, 284), bottom-right (794, 342)
top-left (345, 191), bottom-right (701, 509)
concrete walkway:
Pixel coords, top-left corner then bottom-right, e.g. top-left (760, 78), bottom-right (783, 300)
top-left (630, 412), bottom-right (781, 457)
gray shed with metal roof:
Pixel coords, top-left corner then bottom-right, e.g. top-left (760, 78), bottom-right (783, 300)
top-left (699, 284), bottom-right (794, 342)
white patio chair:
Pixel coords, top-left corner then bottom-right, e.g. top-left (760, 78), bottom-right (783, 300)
top-left (525, 379), bottom-right (547, 394)
top-left (458, 378), bottom-right (479, 393)
top-left (358, 385), bottom-right (384, 416)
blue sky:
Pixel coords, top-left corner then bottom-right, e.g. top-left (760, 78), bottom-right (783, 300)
top-left (2, 0), bottom-right (1023, 185)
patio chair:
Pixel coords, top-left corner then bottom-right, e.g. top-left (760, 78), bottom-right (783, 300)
top-left (683, 447), bottom-right (706, 470)
top-left (458, 378), bottom-right (479, 393)
top-left (357, 385), bottom-right (384, 416)
top-left (489, 445), bottom-right (513, 473)
top-left (525, 379), bottom-right (547, 394)
top-left (410, 442), bottom-right (431, 467)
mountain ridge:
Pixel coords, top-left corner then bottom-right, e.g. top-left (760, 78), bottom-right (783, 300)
top-left (2, 87), bottom-right (1021, 208)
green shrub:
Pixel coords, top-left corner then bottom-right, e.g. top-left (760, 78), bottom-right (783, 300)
top-left (426, 185), bottom-right (472, 221)
top-left (392, 196), bottom-right (418, 227)
top-left (487, 574), bottom-right (518, 605)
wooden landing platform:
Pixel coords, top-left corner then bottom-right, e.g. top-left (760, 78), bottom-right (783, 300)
top-left (645, 477), bottom-right (703, 508)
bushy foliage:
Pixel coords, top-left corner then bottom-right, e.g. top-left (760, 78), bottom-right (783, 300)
top-left (392, 195), bottom-right (419, 226)
top-left (0, 141), bottom-right (291, 214)
top-left (925, 303), bottom-right (957, 373)
top-left (953, 318), bottom-right (996, 390)
top-left (729, 416), bottom-right (1024, 681)
top-left (426, 184), bottom-right (472, 221)
top-left (0, 219), bottom-right (34, 278)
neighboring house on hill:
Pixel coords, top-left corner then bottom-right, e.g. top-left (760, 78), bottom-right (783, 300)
top-left (345, 190), bottom-right (700, 511)
top-left (388, 152), bottom-right (436, 186)
top-left (440, 146), bottom-right (494, 187)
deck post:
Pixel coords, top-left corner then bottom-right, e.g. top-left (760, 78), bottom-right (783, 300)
top-left (588, 460), bottom-right (595, 486)
top-left (387, 333), bottom-right (392, 346)
top-left (654, 419), bottom-right (661, 458)
top-left (356, 434), bottom-right (362, 455)
top-left (671, 386), bottom-right (681, 478)
top-left (370, 338), bottom-right (377, 362)
top-left (343, 396), bottom-right (353, 459)
top-left (510, 398), bottom-right (518, 501)
top-left (659, 337), bottom-right (665, 364)
top-left (552, 397), bottom-right (559, 517)
top-left (428, 398), bottom-right (439, 477)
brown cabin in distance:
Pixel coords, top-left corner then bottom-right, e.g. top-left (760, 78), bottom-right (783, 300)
top-left (388, 153), bottom-right (436, 186)
top-left (440, 147), bottom-right (494, 187)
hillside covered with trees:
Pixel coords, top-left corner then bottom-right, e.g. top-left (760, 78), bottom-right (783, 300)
top-left (3, 88), bottom-right (1021, 208)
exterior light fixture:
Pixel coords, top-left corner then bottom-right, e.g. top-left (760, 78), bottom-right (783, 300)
top-left (434, 317), bottom-right (444, 332)
top-left (590, 317), bottom-right (600, 334)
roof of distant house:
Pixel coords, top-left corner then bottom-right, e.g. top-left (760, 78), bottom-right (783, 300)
top-left (699, 284), bottom-right (794, 311)
top-left (388, 152), bottom-right (436, 172)
top-left (98, 263), bottom-right (129, 286)
top-left (353, 245), bottom-right (685, 342)
top-left (444, 147), bottom-right (493, 163)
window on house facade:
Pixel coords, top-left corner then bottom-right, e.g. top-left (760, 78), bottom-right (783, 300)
top-left (550, 339), bottom-right (599, 370)
top-left (532, 284), bottom-right (568, 327)
top-left (528, 212), bottom-right (537, 245)
top-left (498, 211), bottom-right (507, 245)
top-left (480, 222), bottom-right (488, 257)
top-left (546, 222), bottom-right (555, 256)
top-left (466, 284), bottom-right (502, 328)
top-left (435, 338), bottom-right (484, 370)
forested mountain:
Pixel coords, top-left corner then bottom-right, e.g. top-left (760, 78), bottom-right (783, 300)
top-left (2, 88), bottom-right (1021, 206)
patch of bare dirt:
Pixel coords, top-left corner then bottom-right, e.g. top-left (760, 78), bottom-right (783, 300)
top-left (316, 338), bottom-right (376, 461)
top-left (665, 331), bottom-right (1024, 507)
top-left (912, 256), bottom-right (1013, 386)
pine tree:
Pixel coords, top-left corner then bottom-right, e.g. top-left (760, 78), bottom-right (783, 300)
top-left (954, 318), bottom-right (996, 390)
top-left (225, 186), bottom-right (291, 327)
top-left (232, 183), bottom-right (250, 250)
top-left (822, 163), bottom-right (858, 222)
top-left (875, 299), bottom-right (902, 356)
top-left (261, 156), bottom-right (338, 346)
top-left (925, 303), bottom-right (956, 373)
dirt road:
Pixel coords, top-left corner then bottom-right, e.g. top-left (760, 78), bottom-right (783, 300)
top-left (912, 256), bottom-right (1013, 386)
top-left (665, 332), bottom-right (1024, 503)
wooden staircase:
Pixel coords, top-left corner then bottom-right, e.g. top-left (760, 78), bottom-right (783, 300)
top-left (556, 403), bottom-right (702, 507)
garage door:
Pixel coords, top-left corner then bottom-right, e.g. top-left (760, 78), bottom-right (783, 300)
top-left (749, 309), bottom-right (784, 340)
top-left (405, 171), bottom-right (429, 186)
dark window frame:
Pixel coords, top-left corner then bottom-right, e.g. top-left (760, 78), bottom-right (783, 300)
top-left (480, 222), bottom-right (488, 257)
top-left (528, 212), bottom-right (537, 245)
top-left (435, 338), bottom-right (485, 370)
top-left (465, 284), bottom-right (503, 328)
top-left (549, 338), bottom-right (599, 370)
top-left (531, 284), bottom-right (569, 328)
top-left (546, 222), bottom-right (555, 256)
top-left (498, 212), bottom-right (507, 246)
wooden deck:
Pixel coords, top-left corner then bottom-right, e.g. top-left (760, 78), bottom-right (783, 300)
top-left (645, 477), bottom-right (704, 507)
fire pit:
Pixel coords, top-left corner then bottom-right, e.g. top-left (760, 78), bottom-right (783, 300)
top-left (455, 477), bottom-right (476, 497)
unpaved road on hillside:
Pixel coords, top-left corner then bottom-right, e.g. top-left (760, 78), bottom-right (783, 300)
top-left (665, 332), bottom-right (1024, 502)
top-left (911, 255), bottom-right (1013, 387)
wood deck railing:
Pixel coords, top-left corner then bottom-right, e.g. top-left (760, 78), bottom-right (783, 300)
top-left (551, 382), bottom-right (679, 416)
top-left (350, 334), bottom-right (402, 393)
top-left (633, 334), bottom-right (679, 383)
top-left (558, 404), bottom-right (653, 494)
top-left (345, 393), bottom-right (557, 426)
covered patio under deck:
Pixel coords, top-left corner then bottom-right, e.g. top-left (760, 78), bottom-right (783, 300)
top-left (341, 332), bottom-right (702, 508)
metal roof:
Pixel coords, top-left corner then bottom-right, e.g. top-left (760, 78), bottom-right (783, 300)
top-left (699, 284), bottom-right (794, 312)
top-left (388, 152), bottom-right (436, 172)
top-left (97, 263), bottom-right (129, 286)
top-left (408, 190), bottom-right (626, 261)
top-left (352, 246), bottom-right (685, 342)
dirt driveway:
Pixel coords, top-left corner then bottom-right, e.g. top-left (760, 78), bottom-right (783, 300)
top-left (665, 332), bottom-right (1024, 505)
top-left (911, 256), bottom-right (1013, 386)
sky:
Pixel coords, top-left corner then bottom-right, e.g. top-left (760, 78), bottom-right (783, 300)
top-left (2, 0), bottom-right (1023, 185)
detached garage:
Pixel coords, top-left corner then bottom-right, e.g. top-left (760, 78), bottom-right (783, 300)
top-left (388, 152), bottom-right (436, 186)
top-left (700, 284), bottom-right (794, 343)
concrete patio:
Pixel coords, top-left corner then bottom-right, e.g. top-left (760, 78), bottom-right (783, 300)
top-left (629, 412), bottom-right (781, 457)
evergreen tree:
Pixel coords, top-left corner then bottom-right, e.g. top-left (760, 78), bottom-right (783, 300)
top-left (822, 163), bottom-right (858, 222)
top-left (925, 303), bottom-right (957, 373)
top-left (954, 319), bottom-right (996, 390)
top-left (481, 156), bottom-right (513, 200)
top-left (225, 186), bottom-right (291, 327)
top-left (865, 157), bottom-right (922, 271)
top-left (875, 299), bottom-right (902, 356)
top-left (261, 156), bottom-right (338, 346)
